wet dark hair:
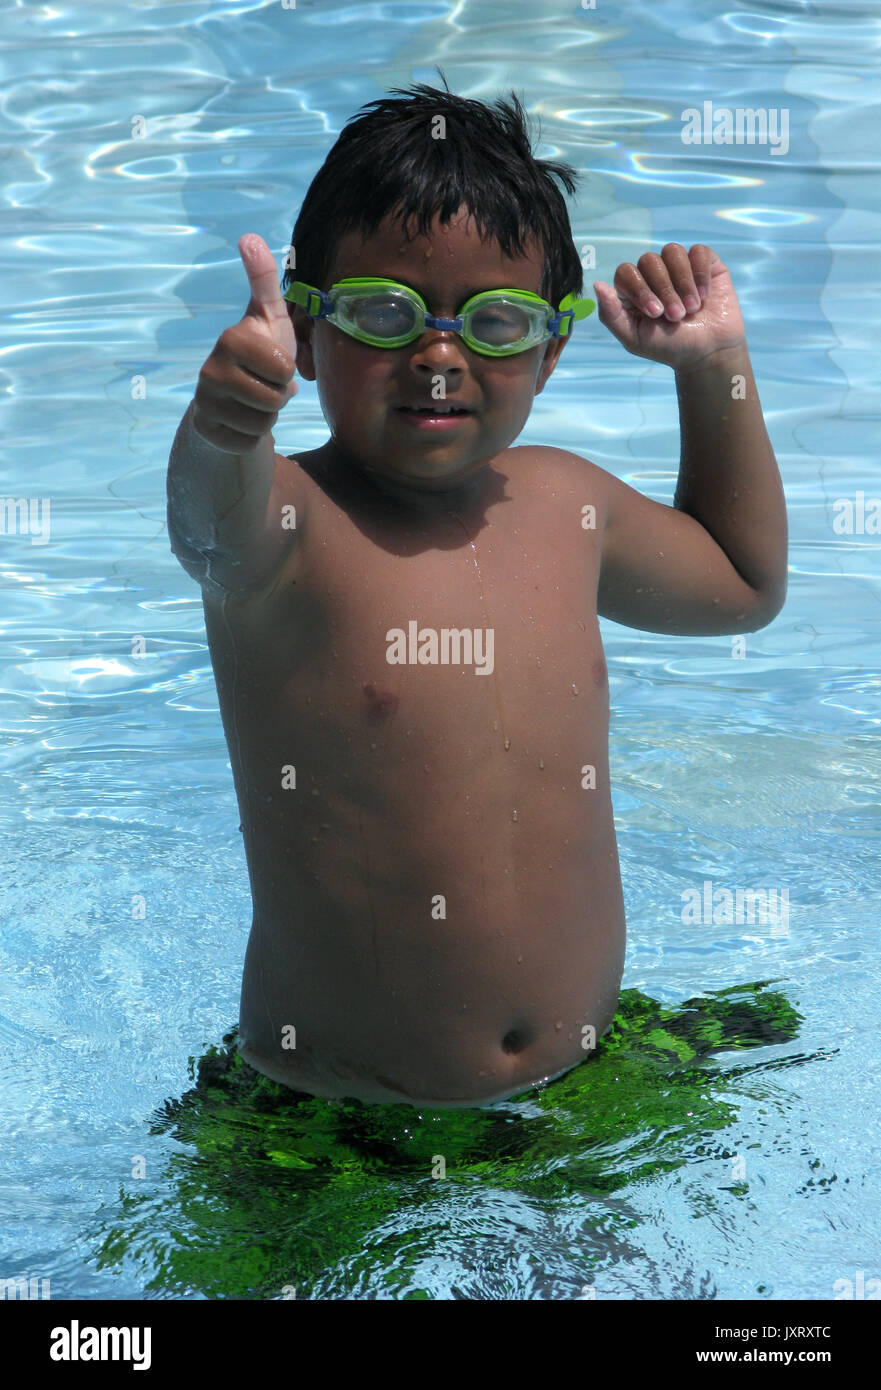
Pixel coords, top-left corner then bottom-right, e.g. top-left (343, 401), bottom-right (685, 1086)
top-left (283, 75), bottom-right (583, 308)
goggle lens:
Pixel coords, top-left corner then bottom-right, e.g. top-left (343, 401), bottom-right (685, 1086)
top-left (467, 298), bottom-right (537, 350)
top-left (339, 288), bottom-right (420, 345)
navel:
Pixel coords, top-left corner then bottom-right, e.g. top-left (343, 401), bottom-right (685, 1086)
top-left (501, 1027), bottom-right (529, 1055)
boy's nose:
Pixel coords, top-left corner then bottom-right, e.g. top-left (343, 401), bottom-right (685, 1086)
top-left (408, 330), bottom-right (469, 366)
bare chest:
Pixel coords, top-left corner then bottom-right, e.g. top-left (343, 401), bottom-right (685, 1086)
top-left (215, 464), bottom-right (606, 754)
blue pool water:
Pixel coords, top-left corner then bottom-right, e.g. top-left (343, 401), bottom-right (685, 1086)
top-left (1, 0), bottom-right (879, 1300)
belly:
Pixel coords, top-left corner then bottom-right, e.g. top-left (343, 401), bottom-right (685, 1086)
top-left (237, 758), bottom-right (626, 1107)
top-left (223, 606), bottom-right (624, 1106)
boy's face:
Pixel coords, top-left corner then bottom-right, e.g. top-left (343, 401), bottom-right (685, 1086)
top-left (290, 207), bottom-right (570, 504)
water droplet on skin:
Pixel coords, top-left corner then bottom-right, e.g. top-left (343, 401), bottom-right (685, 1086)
top-left (492, 722), bottom-right (498, 732)
top-left (571, 684), bottom-right (579, 696)
top-left (511, 809), bottom-right (518, 822)
top-left (504, 737), bottom-right (511, 750)
top-left (555, 1021), bottom-right (562, 1031)
top-left (538, 757), bottom-right (544, 770)
top-left (517, 955), bottom-right (523, 964)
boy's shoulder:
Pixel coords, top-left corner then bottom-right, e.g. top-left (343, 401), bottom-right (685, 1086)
top-left (507, 443), bottom-right (612, 498)
top-left (508, 442), bottom-right (602, 470)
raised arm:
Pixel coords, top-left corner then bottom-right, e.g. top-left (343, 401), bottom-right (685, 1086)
top-left (166, 233), bottom-right (301, 598)
top-left (593, 243), bottom-right (787, 635)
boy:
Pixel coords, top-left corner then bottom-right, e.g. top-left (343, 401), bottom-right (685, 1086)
top-left (166, 85), bottom-right (786, 1109)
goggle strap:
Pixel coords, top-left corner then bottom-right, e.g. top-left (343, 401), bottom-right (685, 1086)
top-left (558, 292), bottom-right (596, 326)
top-left (283, 281), bottom-right (331, 318)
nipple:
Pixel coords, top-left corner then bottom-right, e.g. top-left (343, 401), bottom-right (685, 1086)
top-left (362, 682), bottom-right (399, 721)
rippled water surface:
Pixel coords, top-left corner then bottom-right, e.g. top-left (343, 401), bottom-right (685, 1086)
top-left (0, 0), bottom-right (878, 1300)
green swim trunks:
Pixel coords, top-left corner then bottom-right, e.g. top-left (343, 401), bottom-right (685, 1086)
top-left (91, 982), bottom-right (801, 1298)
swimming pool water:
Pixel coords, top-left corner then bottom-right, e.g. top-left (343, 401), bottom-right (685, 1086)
top-left (1, 0), bottom-right (879, 1300)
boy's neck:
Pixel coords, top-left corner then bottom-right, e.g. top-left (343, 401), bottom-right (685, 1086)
top-left (312, 439), bottom-right (495, 517)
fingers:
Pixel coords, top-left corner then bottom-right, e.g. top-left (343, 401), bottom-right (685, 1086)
top-left (219, 320), bottom-right (295, 386)
top-left (613, 243), bottom-right (713, 320)
top-left (192, 372), bottom-right (298, 454)
top-left (192, 391), bottom-right (286, 454)
top-left (192, 322), bottom-right (297, 452)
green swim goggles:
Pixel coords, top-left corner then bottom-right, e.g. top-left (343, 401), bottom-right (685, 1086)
top-left (282, 277), bottom-right (595, 356)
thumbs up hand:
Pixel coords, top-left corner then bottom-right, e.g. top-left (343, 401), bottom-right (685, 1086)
top-left (192, 234), bottom-right (298, 454)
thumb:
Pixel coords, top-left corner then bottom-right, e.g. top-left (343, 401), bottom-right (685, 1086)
top-left (238, 233), bottom-right (296, 355)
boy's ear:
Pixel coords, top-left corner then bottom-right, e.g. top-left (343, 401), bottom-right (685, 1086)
top-left (534, 335), bottom-right (568, 397)
top-left (289, 305), bottom-right (316, 380)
